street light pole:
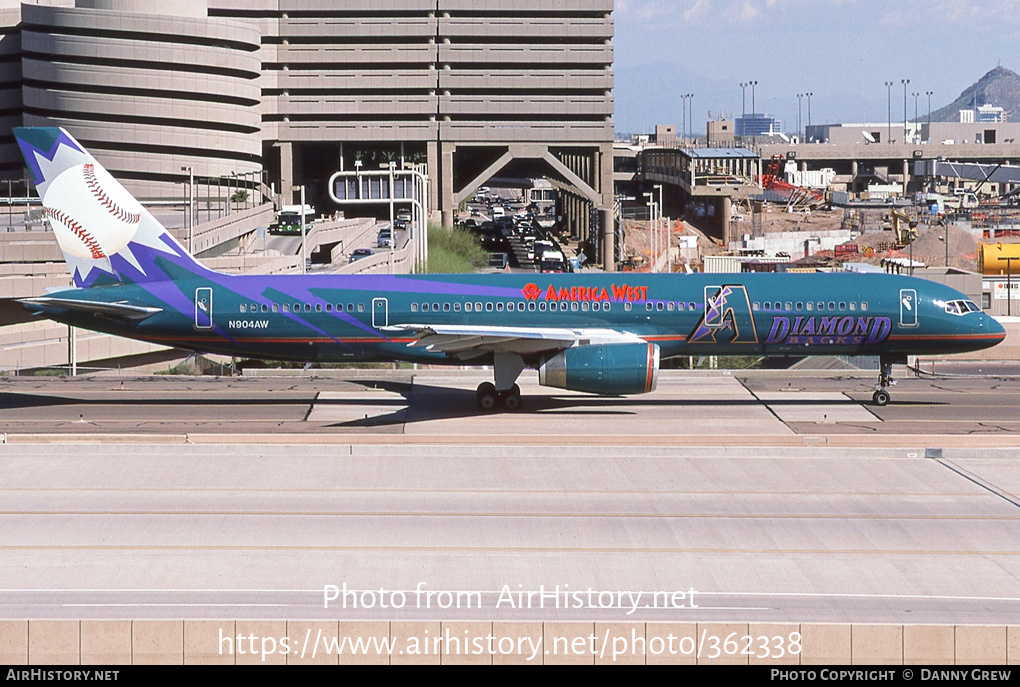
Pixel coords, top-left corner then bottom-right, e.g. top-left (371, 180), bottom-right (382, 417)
top-left (750, 80), bottom-right (758, 147)
top-left (805, 92), bottom-right (813, 139)
top-left (885, 81), bottom-right (893, 144)
top-left (300, 185), bottom-right (307, 274)
top-left (926, 91), bottom-right (934, 143)
top-left (180, 166), bottom-right (193, 252)
top-left (901, 78), bottom-right (910, 144)
top-left (918, 90), bottom-right (926, 141)
top-left (797, 93), bottom-right (803, 141)
top-left (739, 82), bottom-right (747, 143)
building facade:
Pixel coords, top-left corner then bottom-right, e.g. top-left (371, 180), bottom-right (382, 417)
top-left (0, 0), bottom-right (616, 264)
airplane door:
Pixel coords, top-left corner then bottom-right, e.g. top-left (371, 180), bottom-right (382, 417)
top-left (372, 297), bottom-right (388, 328)
top-left (702, 285), bottom-right (723, 328)
top-left (195, 287), bottom-right (213, 329)
top-left (899, 288), bottom-right (918, 328)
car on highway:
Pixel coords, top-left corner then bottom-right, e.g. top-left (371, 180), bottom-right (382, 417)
top-left (377, 225), bottom-right (394, 248)
top-left (349, 248), bottom-right (374, 263)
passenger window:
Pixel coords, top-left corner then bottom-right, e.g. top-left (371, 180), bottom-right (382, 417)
top-left (485, 303), bottom-right (493, 312)
top-left (347, 303), bottom-right (354, 312)
top-left (667, 302), bottom-right (674, 312)
top-left (433, 303), bottom-right (440, 311)
top-left (282, 304), bottom-right (290, 313)
top-left (496, 303), bottom-right (504, 312)
top-left (325, 304), bottom-right (332, 312)
top-left (357, 304), bottom-right (364, 312)
top-left (861, 302), bottom-right (868, 311)
top-left (475, 302), bottom-right (482, 311)
top-left (827, 301), bottom-right (835, 310)
top-left (785, 302), bottom-right (792, 310)
top-left (625, 303), bottom-right (632, 312)
top-left (443, 303), bottom-right (451, 312)
top-left (849, 302), bottom-right (856, 311)
top-left (315, 304), bottom-right (322, 312)
top-left (528, 303), bottom-right (536, 311)
top-left (581, 302), bottom-right (589, 311)
top-left (294, 303), bottom-right (301, 312)
top-left (604, 303), bottom-right (611, 312)
top-left (304, 304), bottom-right (311, 312)
top-left (763, 302), bottom-right (771, 311)
top-left (796, 302), bottom-right (803, 311)
top-left (539, 302), bottom-right (547, 311)
top-left (465, 303), bottom-right (472, 312)
top-left (422, 303), bottom-right (429, 312)
top-left (454, 303), bottom-right (461, 312)
top-left (239, 304), bottom-right (247, 313)
top-left (806, 302), bottom-right (813, 311)
top-left (261, 304), bottom-right (268, 313)
top-left (817, 302), bottom-right (824, 310)
top-left (337, 304), bottom-right (344, 312)
top-left (656, 302), bottom-right (664, 312)
top-left (571, 303), bottom-right (579, 311)
top-left (518, 303), bottom-right (525, 312)
top-left (272, 304), bottom-right (279, 313)
top-left (646, 303), bottom-right (653, 311)
top-left (838, 302), bottom-right (846, 311)
top-left (411, 303), bottom-right (418, 312)
top-left (752, 302), bottom-right (759, 311)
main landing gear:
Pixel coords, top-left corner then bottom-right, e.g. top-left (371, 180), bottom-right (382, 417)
top-left (476, 351), bottom-right (525, 412)
top-left (871, 355), bottom-right (902, 406)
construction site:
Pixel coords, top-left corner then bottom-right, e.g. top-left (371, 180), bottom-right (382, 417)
top-left (620, 142), bottom-right (1020, 315)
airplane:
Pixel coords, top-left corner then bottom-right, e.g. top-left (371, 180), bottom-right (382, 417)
top-left (10, 127), bottom-right (1007, 410)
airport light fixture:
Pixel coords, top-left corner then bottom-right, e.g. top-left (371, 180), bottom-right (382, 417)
top-left (885, 81), bottom-right (893, 144)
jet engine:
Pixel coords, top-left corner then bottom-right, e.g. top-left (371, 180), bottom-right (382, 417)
top-left (538, 342), bottom-right (660, 395)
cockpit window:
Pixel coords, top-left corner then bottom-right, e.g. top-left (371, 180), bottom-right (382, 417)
top-left (944, 299), bottom-right (980, 316)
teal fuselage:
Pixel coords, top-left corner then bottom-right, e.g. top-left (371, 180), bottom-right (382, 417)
top-left (35, 271), bottom-right (1005, 366)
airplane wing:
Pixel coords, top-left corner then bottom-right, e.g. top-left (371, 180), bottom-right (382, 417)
top-left (382, 323), bottom-right (645, 359)
top-left (17, 296), bottom-right (163, 322)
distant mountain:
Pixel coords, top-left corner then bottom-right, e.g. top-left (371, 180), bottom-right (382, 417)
top-left (928, 66), bottom-right (1020, 122)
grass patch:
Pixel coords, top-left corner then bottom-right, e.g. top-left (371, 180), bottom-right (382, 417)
top-left (155, 361), bottom-right (200, 375)
top-left (424, 223), bottom-right (487, 273)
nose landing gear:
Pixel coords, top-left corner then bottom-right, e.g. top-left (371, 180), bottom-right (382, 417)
top-left (871, 355), bottom-right (903, 406)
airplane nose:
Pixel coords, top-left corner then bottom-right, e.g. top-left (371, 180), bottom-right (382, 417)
top-left (978, 313), bottom-right (1006, 341)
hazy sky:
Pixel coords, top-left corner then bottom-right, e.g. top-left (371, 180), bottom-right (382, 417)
top-left (613, 0), bottom-right (1020, 135)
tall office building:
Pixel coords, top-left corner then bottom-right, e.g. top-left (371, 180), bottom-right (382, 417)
top-left (1, 0), bottom-right (616, 262)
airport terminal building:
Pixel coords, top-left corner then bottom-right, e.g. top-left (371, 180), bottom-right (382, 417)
top-left (0, 0), bottom-right (616, 259)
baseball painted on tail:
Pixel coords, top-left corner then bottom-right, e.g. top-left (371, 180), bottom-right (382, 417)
top-left (42, 162), bottom-right (142, 260)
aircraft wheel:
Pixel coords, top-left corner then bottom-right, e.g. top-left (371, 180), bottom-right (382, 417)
top-left (476, 382), bottom-right (498, 411)
top-left (502, 391), bottom-right (522, 411)
top-left (872, 389), bottom-right (890, 406)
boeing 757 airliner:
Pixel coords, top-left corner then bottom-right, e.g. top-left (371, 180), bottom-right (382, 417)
top-left (12, 127), bottom-right (1006, 409)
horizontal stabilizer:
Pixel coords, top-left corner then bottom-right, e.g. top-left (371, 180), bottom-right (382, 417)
top-left (18, 296), bottom-right (163, 321)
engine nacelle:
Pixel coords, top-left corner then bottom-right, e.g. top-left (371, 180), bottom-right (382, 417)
top-left (539, 342), bottom-right (660, 395)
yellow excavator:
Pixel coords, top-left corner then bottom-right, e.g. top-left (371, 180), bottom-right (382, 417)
top-left (890, 209), bottom-right (918, 248)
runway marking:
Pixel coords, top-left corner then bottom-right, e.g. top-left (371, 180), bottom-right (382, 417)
top-left (0, 488), bottom-right (996, 497)
top-left (2, 546), bottom-right (1018, 555)
top-left (1, 511), bottom-right (1017, 520)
